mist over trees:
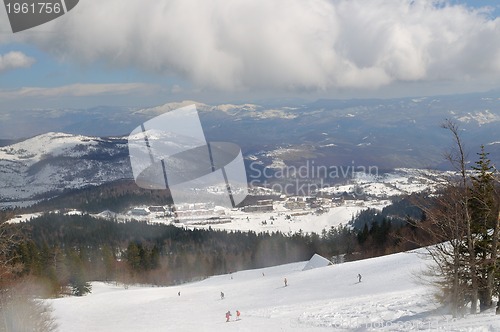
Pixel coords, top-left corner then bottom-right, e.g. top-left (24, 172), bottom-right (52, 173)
top-left (2, 211), bottom-right (403, 299)
top-left (8, 214), bottom-right (328, 293)
top-left (0, 222), bottom-right (57, 331)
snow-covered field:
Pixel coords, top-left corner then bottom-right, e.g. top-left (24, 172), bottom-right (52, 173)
top-left (48, 250), bottom-right (500, 331)
top-left (319, 168), bottom-right (448, 199)
top-left (5, 200), bottom-right (387, 235)
top-left (180, 200), bottom-right (390, 234)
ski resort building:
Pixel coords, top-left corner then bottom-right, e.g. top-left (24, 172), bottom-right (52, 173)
top-left (302, 254), bottom-right (333, 271)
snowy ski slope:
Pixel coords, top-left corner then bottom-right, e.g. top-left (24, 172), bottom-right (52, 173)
top-left (48, 249), bottom-right (500, 331)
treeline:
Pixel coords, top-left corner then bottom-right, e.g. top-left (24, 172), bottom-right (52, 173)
top-left (8, 214), bottom-right (322, 296)
top-left (27, 180), bottom-right (173, 214)
top-left (6, 199), bottom-right (433, 298)
top-left (6, 211), bottom-right (419, 297)
top-left (347, 196), bottom-right (427, 259)
top-left (351, 197), bottom-right (423, 230)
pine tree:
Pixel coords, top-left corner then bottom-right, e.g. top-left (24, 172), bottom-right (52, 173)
top-left (126, 243), bottom-right (141, 271)
top-left (357, 224), bottom-right (369, 245)
top-left (469, 145), bottom-right (500, 311)
top-left (70, 273), bottom-right (92, 296)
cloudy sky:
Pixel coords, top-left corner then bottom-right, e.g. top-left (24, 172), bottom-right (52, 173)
top-left (0, 0), bottom-right (499, 109)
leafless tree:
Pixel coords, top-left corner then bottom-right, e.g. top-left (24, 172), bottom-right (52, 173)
top-left (409, 120), bottom-right (479, 316)
top-left (0, 222), bottom-right (23, 285)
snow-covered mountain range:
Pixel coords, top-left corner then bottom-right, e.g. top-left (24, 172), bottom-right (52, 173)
top-left (0, 92), bottom-right (498, 206)
top-left (0, 132), bottom-right (448, 208)
top-left (0, 132), bottom-right (131, 205)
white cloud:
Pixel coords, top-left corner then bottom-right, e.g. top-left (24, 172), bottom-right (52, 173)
top-left (0, 83), bottom-right (161, 99)
top-left (13, 0), bottom-right (500, 91)
top-left (0, 51), bottom-right (35, 72)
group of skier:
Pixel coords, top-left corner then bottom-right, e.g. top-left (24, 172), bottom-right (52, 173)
top-left (225, 310), bottom-right (241, 322)
top-left (222, 273), bottom-right (363, 321)
top-left (222, 277), bottom-right (289, 322)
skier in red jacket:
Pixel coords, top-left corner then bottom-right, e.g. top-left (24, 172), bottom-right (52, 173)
top-left (225, 311), bottom-right (231, 322)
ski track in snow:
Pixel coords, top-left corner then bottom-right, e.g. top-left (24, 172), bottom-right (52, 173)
top-left (47, 250), bottom-right (500, 331)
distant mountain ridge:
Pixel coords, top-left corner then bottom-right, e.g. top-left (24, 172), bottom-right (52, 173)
top-left (2, 92), bottom-right (498, 140)
top-left (0, 132), bottom-right (131, 205)
top-left (0, 92), bottom-right (499, 206)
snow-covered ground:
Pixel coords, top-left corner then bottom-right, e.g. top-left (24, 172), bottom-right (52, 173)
top-left (47, 250), bottom-right (500, 331)
top-left (180, 200), bottom-right (390, 234)
top-left (4, 196), bottom-right (389, 234)
top-left (5, 199), bottom-right (386, 236)
top-left (6, 210), bottom-right (84, 224)
top-left (5, 213), bottom-right (43, 224)
top-left (319, 168), bottom-right (448, 199)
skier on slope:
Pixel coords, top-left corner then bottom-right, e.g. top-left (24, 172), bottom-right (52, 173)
top-left (225, 310), bottom-right (232, 322)
top-left (284, 277), bottom-right (288, 287)
top-left (358, 274), bottom-right (362, 283)
top-left (236, 310), bottom-right (241, 320)
top-left (221, 291), bottom-right (225, 300)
